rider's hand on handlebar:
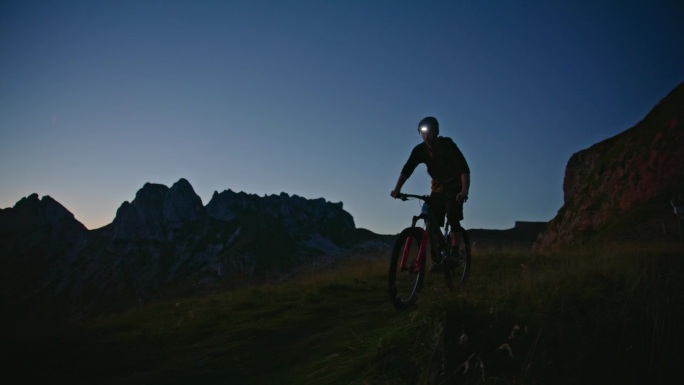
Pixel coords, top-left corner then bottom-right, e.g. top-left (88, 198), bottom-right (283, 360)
top-left (456, 192), bottom-right (468, 202)
top-left (390, 189), bottom-right (400, 199)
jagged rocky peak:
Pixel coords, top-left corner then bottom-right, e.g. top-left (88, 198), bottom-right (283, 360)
top-left (206, 188), bottom-right (355, 229)
top-left (0, 193), bottom-right (86, 233)
top-left (111, 178), bottom-right (205, 239)
top-left (164, 178), bottom-right (204, 223)
top-left (0, 194), bottom-right (87, 267)
top-left (206, 189), bottom-right (250, 220)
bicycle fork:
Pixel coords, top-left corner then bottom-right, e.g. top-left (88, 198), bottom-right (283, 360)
top-left (399, 228), bottom-right (429, 274)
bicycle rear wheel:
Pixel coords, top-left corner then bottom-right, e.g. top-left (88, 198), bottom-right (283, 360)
top-left (388, 227), bottom-right (425, 310)
top-left (444, 229), bottom-right (471, 290)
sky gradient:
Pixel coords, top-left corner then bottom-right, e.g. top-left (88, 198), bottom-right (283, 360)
top-left (2, 0), bottom-right (683, 235)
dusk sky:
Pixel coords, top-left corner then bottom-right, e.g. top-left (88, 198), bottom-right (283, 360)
top-left (2, 0), bottom-right (683, 235)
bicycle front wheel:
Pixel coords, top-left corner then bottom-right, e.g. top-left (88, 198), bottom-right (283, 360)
top-left (388, 227), bottom-right (425, 310)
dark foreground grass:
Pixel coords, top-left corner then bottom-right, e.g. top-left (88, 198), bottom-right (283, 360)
top-left (2, 245), bottom-right (683, 384)
top-left (2, 257), bottom-right (400, 385)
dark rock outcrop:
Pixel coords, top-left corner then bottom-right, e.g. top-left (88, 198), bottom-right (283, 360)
top-left (111, 178), bottom-right (205, 240)
top-left (536, 82), bottom-right (684, 248)
top-left (0, 194), bottom-right (88, 315)
top-left (0, 180), bottom-right (383, 317)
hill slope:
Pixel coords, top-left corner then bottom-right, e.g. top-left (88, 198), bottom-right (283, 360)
top-left (3, 246), bottom-right (682, 385)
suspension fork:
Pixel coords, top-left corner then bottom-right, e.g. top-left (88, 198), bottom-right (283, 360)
top-left (399, 226), bottom-right (429, 273)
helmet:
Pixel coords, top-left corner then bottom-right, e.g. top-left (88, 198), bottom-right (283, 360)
top-left (418, 116), bottom-right (439, 135)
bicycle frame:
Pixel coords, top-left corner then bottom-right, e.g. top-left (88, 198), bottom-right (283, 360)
top-left (398, 199), bottom-right (451, 273)
top-left (389, 192), bottom-right (471, 309)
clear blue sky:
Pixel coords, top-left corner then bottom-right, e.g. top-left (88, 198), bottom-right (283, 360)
top-left (1, 0), bottom-right (683, 234)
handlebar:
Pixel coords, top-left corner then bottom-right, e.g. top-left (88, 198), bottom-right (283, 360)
top-left (394, 193), bottom-right (430, 202)
top-left (395, 192), bottom-right (468, 203)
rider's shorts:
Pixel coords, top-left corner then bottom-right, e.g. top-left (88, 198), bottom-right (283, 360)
top-left (429, 181), bottom-right (464, 229)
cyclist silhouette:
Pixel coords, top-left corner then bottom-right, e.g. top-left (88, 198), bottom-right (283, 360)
top-left (390, 116), bottom-right (471, 261)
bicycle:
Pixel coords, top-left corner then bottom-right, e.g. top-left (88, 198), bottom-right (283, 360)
top-left (388, 193), bottom-right (471, 310)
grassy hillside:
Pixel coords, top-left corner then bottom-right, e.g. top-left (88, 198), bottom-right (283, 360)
top-left (3, 244), bottom-right (683, 384)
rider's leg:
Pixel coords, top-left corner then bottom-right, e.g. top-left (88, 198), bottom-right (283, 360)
top-left (446, 198), bottom-right (465, 258)
top-left (426, 221), bottom-right (445, 261)
top-left (449, 229), bottom-right (462, 249)
top-left (449, 223), bottom-right (465, 254)
top-left (428, 191), bottom-right (447, 261)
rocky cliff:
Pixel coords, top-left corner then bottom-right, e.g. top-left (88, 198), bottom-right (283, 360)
top-left (536, 82), bottom-right (684, 248)
top-left (0, 179), bottom-right (383, 317)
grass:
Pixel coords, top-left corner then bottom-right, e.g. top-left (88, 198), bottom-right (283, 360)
top-left (2, 244), bottom-right (683, 384)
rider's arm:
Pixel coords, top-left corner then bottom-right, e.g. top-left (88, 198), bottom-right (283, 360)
top-left (457, 173), bottom-right (470, 202)
top-left (392, 144), bottom-right (424, 198)
top-left (391, 174), bottom-right (409, 198)
top-left (444, 138), bottom-right (470, 202)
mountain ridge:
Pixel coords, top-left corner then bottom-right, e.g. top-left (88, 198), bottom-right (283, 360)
top-left (0, 179), bottom-right (382, 317)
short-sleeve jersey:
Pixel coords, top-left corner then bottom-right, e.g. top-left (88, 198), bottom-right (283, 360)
top-left (400, 136), bottom-right (470, 191)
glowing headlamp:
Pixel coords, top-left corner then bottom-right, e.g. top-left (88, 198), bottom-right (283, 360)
top-left (419, 126), bottom-right (429, 133)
